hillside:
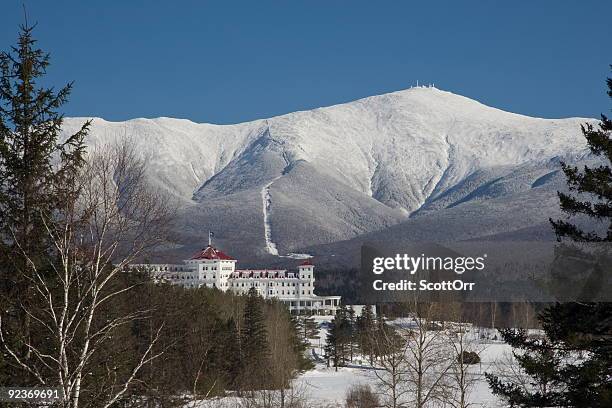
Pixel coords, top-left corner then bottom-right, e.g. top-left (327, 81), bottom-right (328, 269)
top-left (61, 87), bottom-right (594, 264)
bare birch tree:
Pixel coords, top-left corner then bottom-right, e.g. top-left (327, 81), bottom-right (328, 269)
top-left (445, 321), bottom-right (484, 408)
top-left (371, 320), bottom-right (411, 408)
top-left (402, 303), bottom-right (453, 408)
top-left (0, 140), bottom-right (175, 408)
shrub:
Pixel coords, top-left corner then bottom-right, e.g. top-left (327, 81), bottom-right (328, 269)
top-left (345, 384), bottom-right (379, 408)
top-left (458, 350), bottom-right (480, 365)
top-left (426, 321), bottom-right (444, 331)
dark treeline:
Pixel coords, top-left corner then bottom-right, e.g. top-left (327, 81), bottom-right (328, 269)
top-left (91, 272), bottom-right (313, 406)
top-left (313, 267), bottom-right (360, 303)
top-left (2, 267), bottom-right (311, 406)
top-left (316, 268), bottom-right (542, 329)
top-left (378, 301), bottom-right (543, 329)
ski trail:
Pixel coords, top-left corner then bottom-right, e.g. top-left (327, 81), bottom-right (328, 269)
top-left (261, 176), bottom-right (313, 259)
top-left (189, 162), bottom-right (200, 183)
top-left (261, 177), bottom-right (281, 256)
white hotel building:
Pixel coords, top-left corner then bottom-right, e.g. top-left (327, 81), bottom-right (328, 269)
top-left (134, 245), bottom-right (341, 315)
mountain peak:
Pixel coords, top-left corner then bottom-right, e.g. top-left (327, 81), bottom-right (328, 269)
top-left (61, 88), bottom-right (593, 260)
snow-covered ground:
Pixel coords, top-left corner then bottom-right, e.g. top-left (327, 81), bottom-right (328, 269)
top-left (294, 316), bottom-right (510, 407)
top-left (189, 316), bottom-right (518, 407)
top-left (295, 364), bottom-right (504, 407)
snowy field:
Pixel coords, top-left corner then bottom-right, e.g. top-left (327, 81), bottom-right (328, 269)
top-left (189, 316), bottom-right (519, 407)
top-left (295, 354), bottom-right (505, 407)
top-left (294, 317), bottom-right (509, 407)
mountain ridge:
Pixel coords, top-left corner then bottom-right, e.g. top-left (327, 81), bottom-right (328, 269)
top-left (61, 87), bottom-right (596, 263)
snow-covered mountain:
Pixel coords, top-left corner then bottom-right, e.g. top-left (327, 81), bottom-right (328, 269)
top-left (62, 87), bottom-right (595, 264)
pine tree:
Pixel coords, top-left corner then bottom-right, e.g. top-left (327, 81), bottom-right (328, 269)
top-left (346, 306), bottom-right (356, 363)
top-left (550, 66), bottom-right (612, 242)
top-left (0, 23), bottom-right (89, 384)
top-left (324, 305), bottom-right (355, 368)
top-left (372, 314), bottom-right (403, 362)
top-left (487, 69), bottom-right (612, 407)
top-left (544, 68), bottom-right (612, 407)
top-left (486, 329), bottom-right (565, 406)
top-left (325, 317), bottom-right (340, 371)
top-left (335, 306), bottom-right (350, 366)
top-left (222, 317), bottom-right (242, 389)
top-left (356, 305), bottom-right (376, 364)
top-left (0, 23), bottom-right (90, 271)
top-left (240, 287), bottom-right (271, 390)
top-left (538, 303), bottom-right (611, 406)
top-left (288, 314), bottom-right (314, 371)
top-left (325, 308), bottom-right (347, 371)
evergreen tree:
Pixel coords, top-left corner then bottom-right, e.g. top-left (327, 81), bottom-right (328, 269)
top-left (325, 306), bottom-right (354, 369)
top-left (0, 22), bottom-right (89, 385)
top-left (325, 316), bottom-right (340, 371)
top-left (538, 303), bottom-right (611, 407)
top-left (550, 67), bottom-right (612, 242)
top-left (335, 306), bottom-right (351, 366)
top-left (487, 309), bottom-right (612, 407)
top-left (222, 317), bottom-right (242, 389)
top-left (125, 284), bottom-right (308, 403)
top-left (346, 306), bottom-right (357, 362)
top-left (372, 314), bottom-right (403, 362)
top-left (0, 23), bottom-right (90, 270)
top-left (291, 315), bottom-right (316, 370)
top-left (240, 287), bottom-right (271, 389)
top-left (545, 68), bottom-right (612, 407)
top-left (288, 314), bottom-right (314, 372)
top-left (487, 69), bottom-right (612, 407)
top-left (486, 329), bottom-right (565, 407)
top-left (356, 305), bottom-right (376, 364)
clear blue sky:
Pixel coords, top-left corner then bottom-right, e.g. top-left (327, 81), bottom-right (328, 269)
top-left (2, 1), bottom-right (611, 124)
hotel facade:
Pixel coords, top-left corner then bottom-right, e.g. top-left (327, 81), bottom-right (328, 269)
top-left (133, 244), bottom-right (341, 314)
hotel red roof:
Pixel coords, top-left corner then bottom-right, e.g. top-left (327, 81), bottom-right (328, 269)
top-left (300, 259), bottom-right (314, 266)
top-left (191, 245), bottom-right (235, 260)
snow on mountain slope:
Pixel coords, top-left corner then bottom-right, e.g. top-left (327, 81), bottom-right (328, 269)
top-left (62, 116), bottom-right (267, 200)
top-left (62, 87), bottom-right (593, 260)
